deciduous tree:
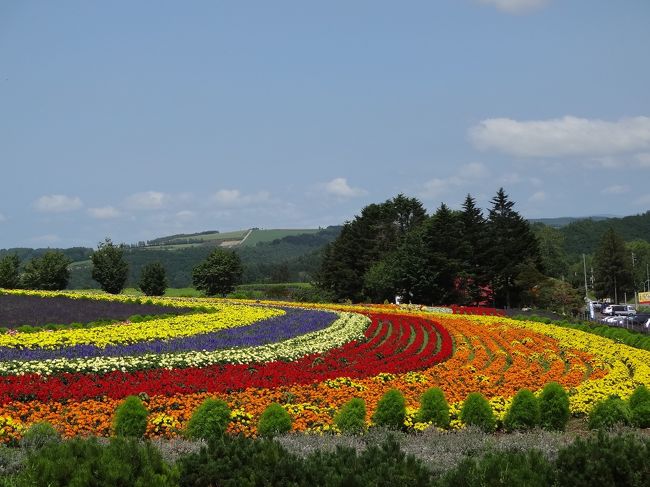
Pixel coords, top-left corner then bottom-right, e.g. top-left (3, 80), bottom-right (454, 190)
top-left (0, 254), bottom-right (21, 289)
top-left (22, 251), bottom-right (71, 290)
top-left (192, 248), bottom-right (243, 297)
top-left (92, 238), bottom-right (129, 294)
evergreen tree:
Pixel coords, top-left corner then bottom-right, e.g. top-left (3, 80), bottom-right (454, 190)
top-left (484, 188), bottom-right (541, 308)
top-left (192, 248), bottom-right (243, 297)
top-left (21, 251), bottom-right (71, 290)
top-left (138, 262), bottom-right (168, 296)
top-left (593, 227), bottom-right (634, 301)
top-left (0, 254), bottom-right (21, 289)
top-left (318, 194), bottom-right (426, 301)
top-left (389, 204), bottom-right (465, 304)
top-left (91, 238), bottom-right (129, 294)
top-left (459, 194), bottom-right (488, 305)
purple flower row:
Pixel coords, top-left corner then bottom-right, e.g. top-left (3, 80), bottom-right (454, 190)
top-left (0, 308), bottom-right (337, 362)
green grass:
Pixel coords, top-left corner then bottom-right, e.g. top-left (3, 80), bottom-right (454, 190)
top-left (240, 228), bottom-right (321, 247)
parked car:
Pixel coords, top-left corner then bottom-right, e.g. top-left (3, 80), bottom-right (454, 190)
top-left (628, 313), bottom-right (650, 326)
top-left (602, 304), bottom-right (636, 316)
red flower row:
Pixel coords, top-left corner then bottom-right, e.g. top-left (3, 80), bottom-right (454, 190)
top-left (0, 313), bottom-right (453, 403)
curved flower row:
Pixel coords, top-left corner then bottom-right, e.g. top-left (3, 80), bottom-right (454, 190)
top-left (0, 308), bottom-right (337, 362)
top-left (0, 312), bottom-right (369, 376)
top-left (0, 303), bottom-right (282, 349)
top-left (0, 313), bottom-right (452, 404)
top-left (1, 293), bottom-right (649, 442)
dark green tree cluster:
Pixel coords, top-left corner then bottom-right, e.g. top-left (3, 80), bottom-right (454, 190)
top-left (91, 238), bottom-right (129, 294)
top-left (1, 251), bottom-right (74, 291)
top-left (318, 189), bottom-right (543, 307)
top-left (192, 248), bottom-right (243, 297)
top-left (593, 227), bottom-right (634, 301)
top-left (318, 194), bottom-right (427, 302)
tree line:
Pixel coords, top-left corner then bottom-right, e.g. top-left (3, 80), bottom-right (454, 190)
top-left (317, 189), bottom-right (642, 310)
top-left (0, 239), bottom-right (244, 298)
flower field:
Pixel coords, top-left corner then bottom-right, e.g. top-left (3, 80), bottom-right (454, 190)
top-left (0, 289), bottom-right (649, 442)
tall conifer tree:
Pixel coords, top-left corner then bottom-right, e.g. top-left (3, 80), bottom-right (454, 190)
top-left (484, 188), bottom-right (541, 308)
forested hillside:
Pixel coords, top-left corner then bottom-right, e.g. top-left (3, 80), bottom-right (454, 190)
top-left (61, 226), bottom-right (341, 288)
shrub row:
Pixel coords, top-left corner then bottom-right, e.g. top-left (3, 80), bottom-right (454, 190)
top-left (96, 383), bottom-right (650, 443)
top-left (4, 430), bottom-right (649, 487)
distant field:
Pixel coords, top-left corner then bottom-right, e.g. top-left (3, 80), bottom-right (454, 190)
top-left (134, 228), bottom-right (320, 251)
top-left (241, 229), bottom-right (321, 247)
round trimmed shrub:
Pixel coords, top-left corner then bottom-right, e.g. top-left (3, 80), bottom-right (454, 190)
top-left (588, 397), bottom-right (631, 430)
top-left (334, 398), bottom-right (367, 434)
top-left (418, 387), bottom-right (450, 428)
top-left (372, 389), bottom-right (406, 429)
top-left (460, 392), bottom-right (495, 432)
top-left (539, 382), bottom-right (570, 431)
top-left (113, 395), bottom-right (148, 438)
top-left (186, 398), bottom-right (231, 441)
top-left (629, 385), bottom-right (650, 428)
top-left (20, 422), bottom-right (60, 450)
top-left (258, 403), bottom-right (292, 437)
top-left (504, 388), bottom-right (540, 431)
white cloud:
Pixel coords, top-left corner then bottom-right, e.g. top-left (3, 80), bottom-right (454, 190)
top-left (457, 162), bottom-right (489, 179)
top-left (33, 194), bottom-right (83, 213)
top-left (528, 191), bottom-right (547, 203)
top-left (418, 163), bottom-right (488, 200)
top-left (477, 0), bottom-right (550, 14)
top-left (212, 189), bottom-right (271, 207)
top-left (601, 185), bottom-right (629, 195)
top-left (322, 178), bottom-right (367, 198)
top-left (87, 206), bottom-right (121, 219)
top-left (175, 210), bottom-right (196, 220)
top-left (469, 116), bottom-right (650, 158)
top-left (124, 191), bottom-right (168, 210)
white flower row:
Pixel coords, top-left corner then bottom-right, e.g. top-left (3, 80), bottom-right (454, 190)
top-left (3, 312), bottom-right (370, 376)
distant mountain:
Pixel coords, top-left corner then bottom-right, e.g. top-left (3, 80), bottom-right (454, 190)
top-left (527, 215), bottom-right (613, 228)
top-left (530, 211), bottom-right (650, 256)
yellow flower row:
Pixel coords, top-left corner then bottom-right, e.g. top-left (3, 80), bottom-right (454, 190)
top-left (468, 315), bottom-right (650, 414)
top-left (0, 290), bottom-right (283, 349)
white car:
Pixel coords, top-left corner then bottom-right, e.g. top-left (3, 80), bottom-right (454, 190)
top-left (602, 304), bottom-right (636, 316)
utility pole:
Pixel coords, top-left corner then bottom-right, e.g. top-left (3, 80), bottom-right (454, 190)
top-left (583, 254), bottom-right (589, 299)
top-left (632, 252), bottom-right (638, 308)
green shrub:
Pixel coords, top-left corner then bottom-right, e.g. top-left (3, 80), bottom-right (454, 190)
top-left (257, 403), bottom-right (292, 437)
top-left (539, 382), bottom-right (570, 431)
top-left (439, 449), bottom-right (553, 487)
top-left (503, 388), bottom-right (540, 431)
top-left (302, 435), bottom-right (434, 486)
top-left (113, 396), bottom-right (148, 438)
top-left (19, 422), bottom-right (60, 450)
top-left (179, 435), bottom-right (304, 486)
top-left (179, 434), bottom-right (433, 487)
top-left (334, 398), bottom-right (367, 434)
top-left (186, 398), bottom-right (231, 441)
top-left (418, 387), bottom-right (450, 428)
top-left (372, 389), bottom-right (407, 429)
top-left (555, 432), bottom-right (650, 486)
top-left (588, 396), bottom-right (631, 430)
top-left (460, 392), bottom-right (495, 432)
top-left (17, 437), bottom-right (178, 486)
top-left (629, 385), bottom-right (650, 428)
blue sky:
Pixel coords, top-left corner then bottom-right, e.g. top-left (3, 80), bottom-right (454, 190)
top-left (1, 0), bottom-right (649, 248)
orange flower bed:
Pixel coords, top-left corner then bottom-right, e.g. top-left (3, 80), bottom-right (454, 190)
top-left (0, 313), bottom-right (607, 440)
